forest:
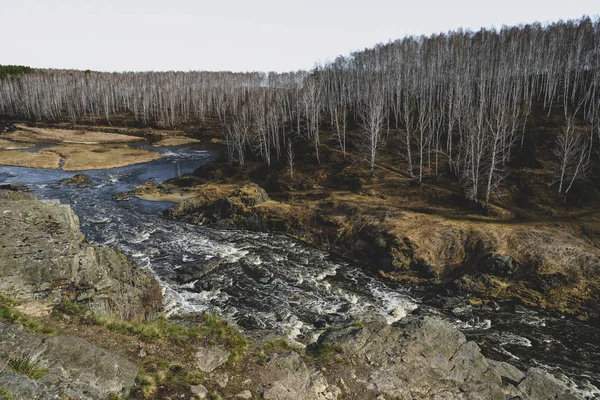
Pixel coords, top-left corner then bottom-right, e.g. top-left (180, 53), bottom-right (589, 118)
top-left (0, 16), bottom-right (599, 206)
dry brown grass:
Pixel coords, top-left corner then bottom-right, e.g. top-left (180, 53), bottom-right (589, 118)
top-left (44, 144), bottom-right (161, 171)
top-left (0, 139), bottom-right (33, 150)
top-left (137, 192), bottom-right (201, 202)
top-left (0, 150), bottom-right (61, 169)
top-left (152, 137), bottom-right (200, 147)
top-left (52, 123), bottom-right (187, 136)
top-left (8, 124), bottom-right (142, 144)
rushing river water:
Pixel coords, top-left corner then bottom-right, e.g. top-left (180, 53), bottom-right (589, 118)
top-left (1, 142), bottom-right (599, 397)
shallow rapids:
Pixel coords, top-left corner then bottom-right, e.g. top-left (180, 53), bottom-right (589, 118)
top-left (1, 143), bottom-right (598, 397)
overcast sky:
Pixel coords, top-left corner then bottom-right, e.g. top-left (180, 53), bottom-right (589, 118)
top-left (2, 0), bottom-right (598, 72)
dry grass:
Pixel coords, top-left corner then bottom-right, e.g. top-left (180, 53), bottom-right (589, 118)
top-left (152, 137), bottom-right (200, 147)
top-left (51, 122), bottom-right (187, 137)
top-left (7, 124), bottom-right (142, 144)
top-left (0, 150), bottom-right (61, 169)
top-left (0, 139), bottom-right (33, 150)
top-left (44, 144), bottom-right (161, 171)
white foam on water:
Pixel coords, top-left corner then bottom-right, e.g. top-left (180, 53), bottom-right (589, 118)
top-left (369, 284), bottom-right (418, 324)
top-left (499, 332), bottom-right (532, 347)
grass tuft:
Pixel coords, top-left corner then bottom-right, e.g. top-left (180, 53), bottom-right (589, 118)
top-left (134, 373), bottom-right (157, 399)
top-left (0, 294), bottom-right (57, 335)
top-left (0, 387), bottom-right (13, 400)
top-left (6, 351), bottom-right (49, 380)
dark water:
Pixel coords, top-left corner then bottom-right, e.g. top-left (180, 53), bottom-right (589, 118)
top-left (0, 143), bottom-right (598, 398)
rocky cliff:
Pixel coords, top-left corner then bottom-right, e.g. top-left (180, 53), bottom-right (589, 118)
top-left (0, 190), bottom-right (162, 320)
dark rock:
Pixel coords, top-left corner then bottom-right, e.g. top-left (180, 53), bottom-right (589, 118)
top-left (0, 184), bottom-right (33, 193)
top-left (411, 258), bottom-right (438, 279)
top-left (480, 253), bottom-right (521, 277)
top-left (241, 260), bottom-right (274, 284)
top-left (174, 258), bottom-right (221, 284)
top-left (51, 174), bottom-right (94, 188)
top-left (430, 295), bottom-right (467, 310)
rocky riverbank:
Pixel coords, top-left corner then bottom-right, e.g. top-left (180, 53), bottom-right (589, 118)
top-left (123, 148), bottom-right (600, 322)
top-left (0, 191), bottom-right (594, 399)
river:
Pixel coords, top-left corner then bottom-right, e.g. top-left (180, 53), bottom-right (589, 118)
top-left (0, 142), bottom-right (599, 398)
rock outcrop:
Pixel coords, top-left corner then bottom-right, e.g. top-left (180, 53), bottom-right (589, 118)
top-left (0, 190), bottom-right (162, 320)
top-left (305, 316), bottom-right (584, 400)
top-left (168, 182), bottom-right (294, 232)
top-left (0, 322), bottom-right (138, 399)
top-left (50, 173), bottom-right (95, 188)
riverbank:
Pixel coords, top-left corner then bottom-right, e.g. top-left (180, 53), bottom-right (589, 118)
top-left (124, 143), bottom-right (600, 322)
top-left (0, 122), bottom-right (204, 170)
top-left (2, 188), bottom-right (585, 399)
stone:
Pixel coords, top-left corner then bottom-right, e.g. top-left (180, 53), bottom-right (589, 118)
top-left (488, 359), bottom-right (525, 385)
top-left (0, 192), bottom-right (162, 320)
top-left (190, 384), bottom-right (208, 398)
top-left (236, 390), bottom-right (252, 399)
top-left (0, 322), bottom-right (138, 399)
top-left (517, 367), bottom-right (583, 400)
top-left (257, 352), bottom-right (341, 400)
top-left (315, 316), bottom-right (505, 399)
top-left (194, 346), bottom-right (230, 373)
top-left (211, 371), bottom-right (229, 388)
top-left (479, 253), bottom-right (521, 277)
top-left (52, 174), bottom-right (94, 188)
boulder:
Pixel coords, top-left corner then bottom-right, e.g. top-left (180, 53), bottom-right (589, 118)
top-left (257, 352), bottom-right (341, 400)
top-left (315, 316), bottom-right (505, 399)
top-left (0, 322), bottom-right (137, 399)
top-left (488, 359), bottom-right (526, 386)
top-left (0, 192), bottom-right (162, 320)
top-left (51, 174), bottom-right (94, 188)
top-left (517, 368), bottom-right (583, 400)
top-left (190, 384), bottom-right (208, 398)
top-left (194, 346), bottom-right (230, 373)
top-left (479, 253), bottom-right (521, 277)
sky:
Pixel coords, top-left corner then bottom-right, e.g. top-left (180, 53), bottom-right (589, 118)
top-left (1, 0), bottom-right (599, 73)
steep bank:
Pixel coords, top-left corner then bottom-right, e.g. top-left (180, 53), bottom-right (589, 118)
top-left (0, 190), bottom-right (162, 320)
top-left (128, 147), bottom-right (600, 321)
top-left (0, 181), bottom-right (594, 399)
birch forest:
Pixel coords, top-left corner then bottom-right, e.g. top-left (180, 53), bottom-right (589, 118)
top-left (1, 17), bottom-right (599, 204)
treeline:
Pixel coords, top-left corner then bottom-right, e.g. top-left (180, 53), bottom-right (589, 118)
top-left (0, 65), bottom-right (35, 80)
top-left (0, 17), bottom-right (599, 204)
